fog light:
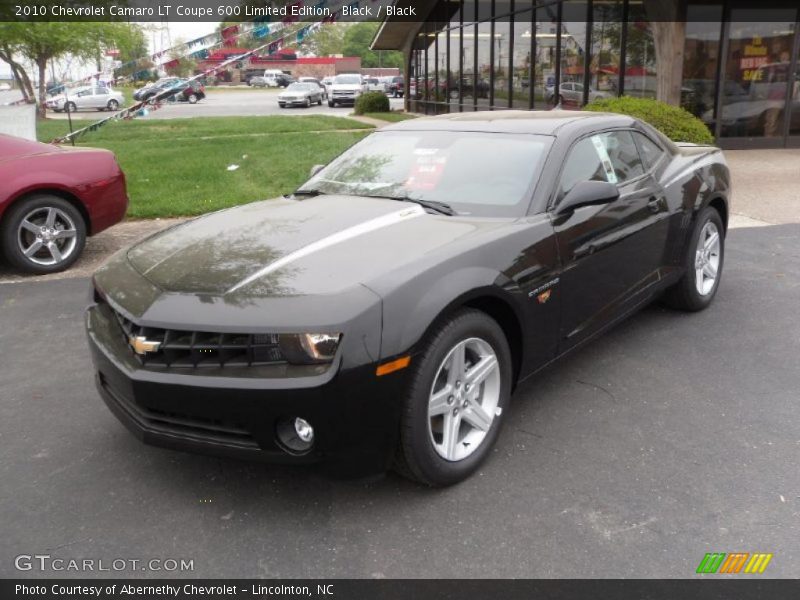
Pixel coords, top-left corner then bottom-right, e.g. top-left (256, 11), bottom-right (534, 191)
top-left (294, 418), bottom-right (314, 443)
top-left (276, 416), bottom-right (314, 454)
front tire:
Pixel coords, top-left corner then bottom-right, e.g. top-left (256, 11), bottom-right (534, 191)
top-left (107, 99), bottom-right (119, 111)
top-left (663, 206), bottom-right (725, 311)
top-left (394, 309), bottom-right (512, 486)
top-left (328, 100), bottom-right (335, 107)
top-left (187, 94), bottom-right (198, 104)
top-left (64, 101), bottom-right (77, 113)
top-left (0, 195), bottom-right (86, 274)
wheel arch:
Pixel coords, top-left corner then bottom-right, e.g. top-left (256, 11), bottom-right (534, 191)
top-left (1, 188), bottom-right (91, 234)
top-left (396, 282), bottom-right (526, 389)
top-left (708, 195), bottom-right (729, 232)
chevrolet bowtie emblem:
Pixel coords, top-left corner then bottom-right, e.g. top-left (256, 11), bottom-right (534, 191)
top-left (128, 335), bottom-right (161, 355)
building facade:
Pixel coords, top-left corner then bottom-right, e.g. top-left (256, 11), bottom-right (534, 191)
top-left (373, 0), bottom-right (800, 148)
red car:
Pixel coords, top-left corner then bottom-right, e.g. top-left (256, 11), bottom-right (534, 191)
top-left (0, 134), bottom-right (128, 274)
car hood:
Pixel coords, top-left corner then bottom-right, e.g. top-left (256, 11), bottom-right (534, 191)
top-left (125, 195), bottom-right (505, 299)
top-left (332, 84), bottom-right (362, 91)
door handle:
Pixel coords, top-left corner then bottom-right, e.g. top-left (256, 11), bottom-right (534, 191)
top-left (647, 196), bottom-right (662, 213)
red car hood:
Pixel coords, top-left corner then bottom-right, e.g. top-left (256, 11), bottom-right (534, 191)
top-left (0, 134), bottom-right (104, 164)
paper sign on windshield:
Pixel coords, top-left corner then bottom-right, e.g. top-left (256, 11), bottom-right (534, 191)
top-left (590, 135), bottom-right (618, 184)
top-left (406, 148), bottom-right (447, 191)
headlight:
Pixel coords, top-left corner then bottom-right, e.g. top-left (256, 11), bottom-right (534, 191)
top-left (279, 333), bottom-right (341, 364)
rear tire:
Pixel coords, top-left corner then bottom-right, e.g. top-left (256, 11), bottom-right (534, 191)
top-left (662, 206), bottom-right (725, 311)
top-left (394, 309), bottom-right (512, 486)
top-left (0, 195), bottom-right (86, 274)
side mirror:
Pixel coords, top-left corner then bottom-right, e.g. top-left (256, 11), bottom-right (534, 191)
top-left (557, 180), bottom-right (619, 215)
top-left (309, 164), bottom-right (324, 178)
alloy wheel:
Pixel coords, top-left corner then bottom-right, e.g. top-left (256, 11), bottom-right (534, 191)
top-left (427, 337), bottom-right (501, 462)
top-left (16, 206), bottom-right (78, 266)
top-left (695, 221), bottom-right (721, 296)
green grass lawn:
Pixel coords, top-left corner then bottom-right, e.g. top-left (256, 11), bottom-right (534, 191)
top-left (360, 112), bottom-right (419, 122)
top-left (36, 116), bottom-right (373, 219)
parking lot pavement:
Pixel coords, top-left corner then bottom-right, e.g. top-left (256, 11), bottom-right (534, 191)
top-left (1, 223), bottom-right (798, 579)
top-left (46, 88), bottom-right (405, 120)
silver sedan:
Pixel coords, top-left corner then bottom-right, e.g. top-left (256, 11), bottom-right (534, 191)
top-left (47, 86), bottom-right (125, 112)
top-left (277, 83), bottom-right (324, 108)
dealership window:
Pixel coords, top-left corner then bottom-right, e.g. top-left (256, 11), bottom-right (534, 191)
top-left (477, 21), bottom-right (493, 108)
top-left (720, 11), bottom-right (797, 138)
top-left (512, 10), bottom-right (535, 108)
top-left (590, 0), bottom-right (623, 98)
top-left (494, 18), bottom-right (512, 107)
top-left (682, 5), bottom-right (724, 131)
top-left (791, 28), bottom-right (800, 137)
top-left (559, 1), bottom-right (589, 107)
top-left (535, 3), bottom-right (559, 108)
top-left (624, 2), bottom-right (657, 99)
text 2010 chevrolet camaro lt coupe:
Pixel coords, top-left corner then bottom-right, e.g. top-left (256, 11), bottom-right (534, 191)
top-left (87, 111), bottom-right (730, 486)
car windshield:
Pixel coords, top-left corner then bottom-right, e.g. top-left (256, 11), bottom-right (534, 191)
top-left (298, 131), bottom-right (553, 217)
top-left (335, 75), bottom-right (361, 84)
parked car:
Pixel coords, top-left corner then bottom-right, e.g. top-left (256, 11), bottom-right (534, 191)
top-left (321, 76), bottom-right (334, 88)
top-left (0, 82), bottom-right (12, 92)
top-left (443, 77), bottom-right (490, 99)
top-left (328, 73), bottom-right (366, 107)
top-left (363, 77), bottom-right (386, 92)
top-left (298, 77), bottom-right (327, 100)
top-left (134, 78), bottom-right (205, 104)
top-left (546, 82), bottom-right (611, 106)
top-left (275, 74), bottom-right (295, 88)
top-left (172, 80), bottom-right (206, 104)
top-left (278, 82), bottom-right (324, 108)
top-left (46, 86), bottom-right (125, 113)
top-left (87, 111), bottom-right (730, 486)
top-left (0, 134), bottom-right (128, 274)
top-left (249, 76), bottom-right (268, 88)
top-left (388, 76), bottom-right (405, 97)
top-left (133, 78), bottom-right (181, 101)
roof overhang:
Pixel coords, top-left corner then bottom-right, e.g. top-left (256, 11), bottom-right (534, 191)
top-left (370, 0), bottom-right (440, 51)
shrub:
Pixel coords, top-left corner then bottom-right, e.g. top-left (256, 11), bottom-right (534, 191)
top-left (354, 91), bottom-right (390, 115)
top-left (584, 96), bottom-right (715, 145)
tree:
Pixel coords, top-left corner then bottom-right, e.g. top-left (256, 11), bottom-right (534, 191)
top-left (303, 23), bottom-right (349, 57)
top-left (342, 22), bottom-right (403, 69)
top-left (643, 0), bottom-right (686, 106)
top-left (0, 22), bottom-right (144, 117)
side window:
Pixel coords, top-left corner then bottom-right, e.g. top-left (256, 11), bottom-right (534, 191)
top-left (632, 132), bottom-right (664, 171)
top-left (596, 131), bottom-right (645, 183)
top-left (558, 137), bottom-right (609, 199)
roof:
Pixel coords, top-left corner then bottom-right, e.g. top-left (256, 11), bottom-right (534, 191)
top-left (381, 110), bottom-right (635, 135)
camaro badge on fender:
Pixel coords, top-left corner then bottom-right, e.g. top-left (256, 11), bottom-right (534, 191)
top-left (128, 335), bottom-right (161, 355)
top-left (529, 277), bottom-right (560, 302)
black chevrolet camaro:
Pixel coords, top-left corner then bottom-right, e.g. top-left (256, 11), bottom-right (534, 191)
top-left (87, 111), bottom-right (730, 486)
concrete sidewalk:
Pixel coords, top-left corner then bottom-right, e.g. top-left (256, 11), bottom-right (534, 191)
top-left (725, 149), bottom-right (800, 225)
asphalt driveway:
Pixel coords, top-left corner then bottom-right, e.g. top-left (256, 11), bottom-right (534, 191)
top-left (0, 224), bottom-right (798, 578)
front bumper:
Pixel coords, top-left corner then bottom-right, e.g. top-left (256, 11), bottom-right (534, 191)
top-left (278, 98), bottom-right (311, 106)
top-left (331, 94), bottom-right (358, 105)
top-left (86, 301), bottom-right (408, 477)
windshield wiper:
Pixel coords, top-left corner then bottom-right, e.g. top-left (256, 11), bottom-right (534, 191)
top-left (370, 195), bottom-right (456, 216)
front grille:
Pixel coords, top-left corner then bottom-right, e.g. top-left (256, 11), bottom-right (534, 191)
top-left (99, 373), bottom-right (259, 450)
top-left (112, 309), bottom-right (286, 369)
